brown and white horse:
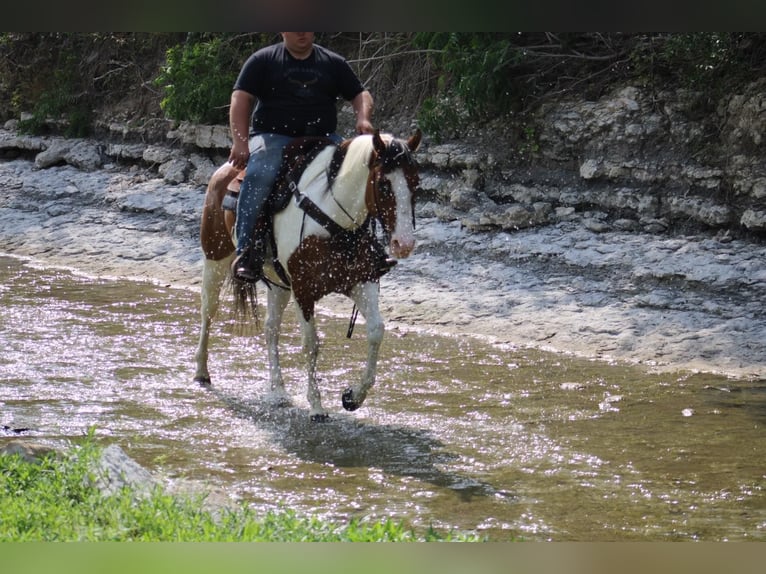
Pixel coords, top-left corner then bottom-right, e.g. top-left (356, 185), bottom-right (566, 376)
top-left (194, 129), bottom-right (422, 421)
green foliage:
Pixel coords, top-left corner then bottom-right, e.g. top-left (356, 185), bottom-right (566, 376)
top-left (155, 34), bottom-right (265, 125)
top-left (416, 94), bottom-right (469, 142)
top-left (1, 33), bottom-right (181, 136)
top-left (12, 38), bottom-right (93, 137)
top-left (0, 434), bottom-right (479, 542)
top-left (414, 33), bottom-right (522, 140)
top-left (422, 34), bottom-right (520, 117)
top-left (630, 33), bottom-right (765, 92)
top-left (3, 33), bottom-right (765, 143)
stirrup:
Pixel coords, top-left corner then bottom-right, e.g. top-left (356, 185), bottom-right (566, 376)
top-left (232, 250), bottom-right (263, 283)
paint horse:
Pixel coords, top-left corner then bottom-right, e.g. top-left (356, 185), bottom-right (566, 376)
top-left (194, 129), bottom-right (422, 421)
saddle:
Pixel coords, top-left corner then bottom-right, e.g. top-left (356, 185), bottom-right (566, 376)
top-left (224, 137), bottom-right (386, 287)
top-left (221, 137), bottom-right (339, 216)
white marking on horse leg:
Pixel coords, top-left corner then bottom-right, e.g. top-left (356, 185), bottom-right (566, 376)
top-left (194, 255), bottom-right (234, 385)
top-left (299, 311), bottom-right (327, 419)
top-left (265, 286), bottom-right (292, 405)
top-left (345, 282), bottom-right (383, 409)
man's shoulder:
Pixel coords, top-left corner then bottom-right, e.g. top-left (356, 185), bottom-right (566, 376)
top-left (312, 43), bottom-right (346, 63)
top-left (252, 42), bottom-right (284, 60)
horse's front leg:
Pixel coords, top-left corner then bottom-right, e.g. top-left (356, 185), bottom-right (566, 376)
top-left (265, 285), bottom-right (292, 406)
top-left (298, 307), bottom-right (328, 422)
top-left (342, 282), bottom-right (384, 412)
top-left (194, 254), bottom-right (234, 385)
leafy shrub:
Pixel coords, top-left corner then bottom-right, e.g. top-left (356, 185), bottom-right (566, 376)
top-left (10, 39), bottom-right (92, 137)
top-left (155, 34), bottom-right (267, 125)
top-left (414, 33), bottom-right (523, 140)
top-left (0, 432), bottom-right (480, 542)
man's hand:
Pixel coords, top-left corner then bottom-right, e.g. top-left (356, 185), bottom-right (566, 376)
top-left (229, 141), bottom-right (250, 170)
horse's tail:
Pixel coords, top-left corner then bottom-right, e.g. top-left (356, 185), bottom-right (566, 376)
top-left (230, 275), bottom-right (260, 330)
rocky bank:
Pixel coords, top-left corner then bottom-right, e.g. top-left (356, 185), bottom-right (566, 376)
top-left (1, 83), bottom-right (766, 380)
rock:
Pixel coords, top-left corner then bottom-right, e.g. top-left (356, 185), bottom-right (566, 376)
top-left (450, 186), bottom-right (482, 211)
top-left (188, 153), bottom-right (218, 186)
top-left (584, 218), bottom-right (611, 233)
top-left (3, 80), bottom-right (766, 240)
top-left (167, 122), bottom-right (231, 149)
top-left (117, 192), bottom-right (165, 213)
top-left (106, 142), bottom-right (146, 160)
top-left (492, 203), bottom-right (549, 230)
top-left (665, 196), bottom-right (732, 227)
top-left (0, 440), bottom-right (58, 463)
top-left (143, 145), bottom-right (175, 165)
top-left (741, 209), bottom-right (766, 231)
top-left (65, 141), bottom-right (104, 171)
top-left (34, 139), bottom-right (71, 168)
top-left (88, 444), bottom-right (157, 497)
top-left (158, 158), bottom-right (190, 184)
top-left (579, 159), bottom-right (601, 180)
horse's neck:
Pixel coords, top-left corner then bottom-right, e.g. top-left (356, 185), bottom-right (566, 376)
top-left (304, 139), bottom-right (371, 227)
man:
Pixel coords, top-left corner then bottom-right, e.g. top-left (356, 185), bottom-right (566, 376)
top-left (228, 32), bottom-right (375, 282)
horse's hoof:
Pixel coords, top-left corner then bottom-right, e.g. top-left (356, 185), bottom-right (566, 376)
top-left (194, 375), bottom-right (212, 387)
top-left (342, 388), bottom-right (360, 411)
top-left (310, 413), bottom-right (331, 423)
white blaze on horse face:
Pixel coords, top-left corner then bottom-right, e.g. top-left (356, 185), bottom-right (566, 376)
top-left (388, 169), bottom-right (416, 258)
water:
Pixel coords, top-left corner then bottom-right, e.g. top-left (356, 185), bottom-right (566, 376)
top-left (1, 255), bottom-right (765, 540)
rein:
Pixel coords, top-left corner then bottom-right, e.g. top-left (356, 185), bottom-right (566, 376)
top-left (287, 147), bottom-right (390, 241)
top-left (289, 179), bottom-right (347, 236)
top-left (282, 136), bottom-right (408, 338)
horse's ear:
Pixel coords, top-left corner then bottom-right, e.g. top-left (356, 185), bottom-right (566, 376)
top-left (407, 128), bottom-right (422, 152)
top-left (372, 129), bottom-right (386, 155)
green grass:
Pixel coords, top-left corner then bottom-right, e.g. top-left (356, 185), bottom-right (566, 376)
top-left (0, 437), bottom-right (479, 542)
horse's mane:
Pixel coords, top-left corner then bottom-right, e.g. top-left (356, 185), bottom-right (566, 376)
top-left (296, 133), bottom-right (398, 193)
top-left (338, 133), bottom-right (394, 179)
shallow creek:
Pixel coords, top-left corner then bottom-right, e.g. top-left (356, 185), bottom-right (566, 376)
top-left (1, 255), bottom-right (765, 540)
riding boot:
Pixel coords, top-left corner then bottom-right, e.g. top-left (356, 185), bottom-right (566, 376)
top-left (232, 242), bottom-right (264, 283)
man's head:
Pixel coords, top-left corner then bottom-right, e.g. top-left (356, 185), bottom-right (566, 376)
top-left (281, 33), bottom-right (315, 59)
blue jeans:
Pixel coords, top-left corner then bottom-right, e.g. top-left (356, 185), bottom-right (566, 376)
top-left (235, 132), bottom-right (342, 255)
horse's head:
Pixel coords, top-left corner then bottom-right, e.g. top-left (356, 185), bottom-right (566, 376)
top-left (366, 128), bottom-right (422, 259)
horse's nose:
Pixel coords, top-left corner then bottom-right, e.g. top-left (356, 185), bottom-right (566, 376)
top-left (390, 236), bottom-right (415, 259)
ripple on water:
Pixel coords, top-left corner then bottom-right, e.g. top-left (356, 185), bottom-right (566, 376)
top-left (2, 255), bottom-right (766, 540)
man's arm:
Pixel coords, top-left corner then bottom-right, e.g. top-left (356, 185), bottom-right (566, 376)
top-left (351, 90), bottom-right (374, 135)
top-left (229, 89), bottom-right (255, 169)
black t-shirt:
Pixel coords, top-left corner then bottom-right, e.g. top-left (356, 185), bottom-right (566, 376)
top-left (233, 42), bottom-right (365, 137)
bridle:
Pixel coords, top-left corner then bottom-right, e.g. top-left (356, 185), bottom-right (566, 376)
top-left (365, 139), bottom-right (418, 238)
top-left (288, 136), bottom-right (417, 241)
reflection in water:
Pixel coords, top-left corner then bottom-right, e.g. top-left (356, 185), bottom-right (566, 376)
top-left (1, 255), bottom-right (765, 540)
